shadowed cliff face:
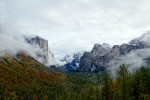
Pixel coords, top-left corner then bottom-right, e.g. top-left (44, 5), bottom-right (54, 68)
top-left (25, 36), bottom-right (48, 63)
top-left (79, 52), bottom-right (94, 72)
top-left (79, 32), bottom-right (150, 72)
top-left (25, 36), bottom-right (57, 66)
top-left (28, 36), bottom-right (48, 53)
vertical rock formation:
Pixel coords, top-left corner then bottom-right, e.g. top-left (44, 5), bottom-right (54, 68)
top-left (25, 36), bottom-right (57, 66)
top-left (79, 43), bottom-right (111, 72)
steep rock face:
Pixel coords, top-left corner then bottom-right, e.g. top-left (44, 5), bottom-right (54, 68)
top-left (79, 52), bottom-right (106, 72)
top-left (27, 36), bottom-right (48, 53)
top-left (79, 31), bottom-right (150, 72)
top-left (110, 45), bottom-right (120, 58)
top-left (79, 52), bottom-right (94, 72)
top-left (91, 43), bottom-right (111, 56)
top-left (25, 36), bottom-right (57, 65)
top-left (26, 36), bottom-right (49, 63)
top-left (119, 44), bottom-right (131, 55)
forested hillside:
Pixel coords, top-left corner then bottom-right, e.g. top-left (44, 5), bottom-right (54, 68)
top-left (0, 53), bottom-right (150, 100)
top-left (0, 53), bottom-right (102, 100)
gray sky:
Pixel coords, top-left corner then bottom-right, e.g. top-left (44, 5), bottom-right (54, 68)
top-left (1, 0), bottom-right (150, 58)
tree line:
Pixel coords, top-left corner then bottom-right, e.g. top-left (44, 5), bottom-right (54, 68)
top-left (101, 65), bottom-right (150, 100)
top-left (1, 55), bottom-right (150, 100)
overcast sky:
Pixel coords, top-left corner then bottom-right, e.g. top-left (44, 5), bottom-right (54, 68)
top-left (1, 0), bottom-right (150, 58)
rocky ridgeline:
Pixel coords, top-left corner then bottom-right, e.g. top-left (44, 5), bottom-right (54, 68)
top-left (79, 32), bottom-right (150, 72)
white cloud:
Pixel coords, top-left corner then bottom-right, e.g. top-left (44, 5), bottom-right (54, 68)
top-left (1, 0), bottom-right (150, 58)
top-left (108, 48), bottom-right (150, 77)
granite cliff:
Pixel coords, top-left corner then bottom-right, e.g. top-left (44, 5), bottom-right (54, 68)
top-left (79, 32), bottom-right (150, 72)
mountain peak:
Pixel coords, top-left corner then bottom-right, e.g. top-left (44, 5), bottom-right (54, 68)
top-left (60, 51), bottom-right (84, 71)
top-left (91, 43), bottom-right (111, 56)
top-left (129, 31), bottom-right (150, 45)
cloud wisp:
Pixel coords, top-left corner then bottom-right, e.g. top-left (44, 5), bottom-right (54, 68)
top-left (108, 48), bottom-right (150, 78)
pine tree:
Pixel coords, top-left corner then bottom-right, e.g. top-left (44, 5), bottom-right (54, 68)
top-left (101, 71), bottom-right (112, 100)
top-left (115, 64), bottom-right (134, 100)
top-left (133, 70), bottom-right (140, 100)
top-left (134, 66), bottom-right (150, 99)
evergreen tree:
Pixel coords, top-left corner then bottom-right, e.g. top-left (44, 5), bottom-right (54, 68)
top-left (134, 66), bottom-right (150, 99)
top-left (115, 64), bottom-right (134, 100)
top-left (101, 71), bottom-right (112, 100)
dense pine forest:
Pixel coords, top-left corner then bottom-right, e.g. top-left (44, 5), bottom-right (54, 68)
top-left (0, 53), bottom-right (150, 100)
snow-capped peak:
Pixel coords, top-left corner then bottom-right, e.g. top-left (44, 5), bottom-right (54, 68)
top-left (60, 51), bottom-right (84, 64)
top-left (129, 31), bottom-right (150, 45)
top-left (103, 43), bottom-right (112, 50)
top-left (91, 43), bottom-right (112, 56)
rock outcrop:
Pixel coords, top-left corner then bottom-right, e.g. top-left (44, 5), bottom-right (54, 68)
top-left (79, 43), bottom-right (111, 72)
top-left (79, 32), bottom-right (150, 72)
top-left (25, 36), bottom-right (57, 66)
top-left (91, 43), bottom-right (111, 57)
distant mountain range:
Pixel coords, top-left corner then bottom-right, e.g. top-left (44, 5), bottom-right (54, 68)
top-left (79, 31), bottom-right (150, 72)
top-left (60, 51), bottom-right (84, 71)
top-left (1, 32), bottom-right (150, 73)
top-left (57, 31), bottom-right (150, 72)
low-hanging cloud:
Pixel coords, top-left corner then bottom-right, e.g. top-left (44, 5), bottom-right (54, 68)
top-left (0, 23), bottom-right (33, 56)
top-left (106, 31), bottom-right (150, 77)
top-left (0, 23), bottom-right (57, 66)
top-left (108, 48), bottom-right (150, 77)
